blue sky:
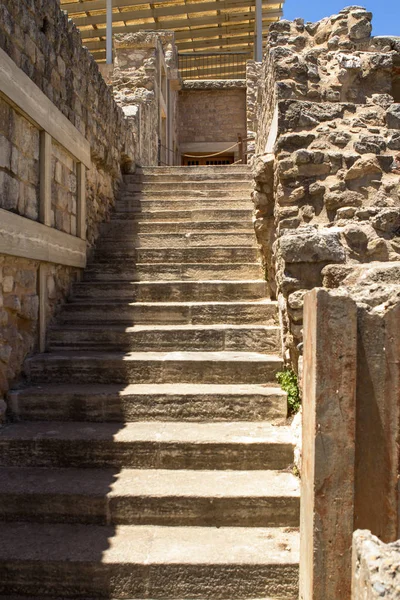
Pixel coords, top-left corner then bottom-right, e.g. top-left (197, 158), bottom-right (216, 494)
top-left (283, 0), bottom-right (400, 37)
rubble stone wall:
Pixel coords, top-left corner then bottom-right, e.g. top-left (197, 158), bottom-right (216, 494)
top-left (246, 61), bottom-right (262, 159)
top-left (0, 0), bottom-right (135, 407)
top-left (352, 530), bottom-right (400, 600)
top-left (178, 82), bottom-right (247, 150)
top-left (112, 31), bottom-right (180, 166)
top-left (252, 6), bottom-right (400, 370)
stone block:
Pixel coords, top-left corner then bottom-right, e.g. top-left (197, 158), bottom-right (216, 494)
top-left (278, 228), bottom-right (346, 264)
top-left (300, 288), bottom-right (357, 600)
top-left (354, 290), bottom-right (400, 542)
top-left (352, 530), bottom-right (400, 599)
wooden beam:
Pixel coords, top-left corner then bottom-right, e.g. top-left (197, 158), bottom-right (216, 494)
top-left (0, 209), bottom-right (87, 268)
top-left (39, 131), bottom-right (52, 227)
top-left (177, 35), bottom-right (253, 50)
top-left (0, 47), bottom-right (91, 168)
top-left (62, 0), bottom-right (278, 15)
top-left (81, 12), bottom-right (281, 40)
top-left (73, 0), bottom-right (258, 27)
top-left (38, 263), bottom-right (47, 353)
top-left (77, 163), bottom-right (87, 240)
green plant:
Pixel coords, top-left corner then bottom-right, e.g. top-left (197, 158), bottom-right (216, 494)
top-left (276, 369), bottom-right (301, 415)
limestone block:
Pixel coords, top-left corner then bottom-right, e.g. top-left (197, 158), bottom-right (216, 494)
top-left (277, 228), bottom-right (346, 264)
top-left (386, 104), bottom-right (400, 129)
top-left (2, 275), bottom-right (14, 293)
top-left (352, 530), bottom-right (400, 599)
top-left (300, 288), bottom-right (357, 600)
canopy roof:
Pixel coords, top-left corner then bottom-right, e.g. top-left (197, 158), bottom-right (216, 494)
top-left (60, 0), bottom-right (285, 75)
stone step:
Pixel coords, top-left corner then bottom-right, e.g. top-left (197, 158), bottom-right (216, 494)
top-left (128, 170), bottom-right (252, 181)
top-left (83, 263), bottom-right (263, 282)
top-left (0, 467), bottom-right (300, 527)
top-left (116, 198), bottom-right (251, 210)
top-left (0, 523), bottom-right (299, 598)
top-left (8, 383), bottom-right (287, 422)
top-left (93, 247), bottom-right (259, 264)
top-left (100, 220), bottom-right (253, 235)
top-left (124, 182), bottom-right (252, 193)
top-left (61, 300), bottom-right (276, 325)
top-left (0, 421), bottom-right (294, 470)
top-left (25, 351), bottom-right (283, 385)
top-left (135, 165), bottom-right (251, 175)
top-left (122, 189), bottom-right (250, 199)
top-left (71, 280), bottom-right (268, 302)
top-left (111, 208), bottom-right (253, 222)
top-left (47, 324), bottom-right (280, 353)
top-left (97, 231), bottom-right (257, 248)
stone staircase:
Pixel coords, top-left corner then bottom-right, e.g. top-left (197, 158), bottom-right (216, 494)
top-left (0, 165), bottom-right (299, 599)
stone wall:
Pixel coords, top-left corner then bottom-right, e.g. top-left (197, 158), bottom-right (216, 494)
top-left (246, 61), bottom-right (262, 159)
top-left (352, 530), bottom-right (400, 599)
top-left (252, 6), bottom-right (400, 370)
top-left (112, 31), bottom-right (180, 166)
top-left (0, 0), bottom-right (136, 409)
top-left (178, 80), bottom-right (246, 160)
top-left (300, 266), bottom-right (400, 599)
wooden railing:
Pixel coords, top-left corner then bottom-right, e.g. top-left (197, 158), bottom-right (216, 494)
top-left (0, 46), bottom-right (92, 349)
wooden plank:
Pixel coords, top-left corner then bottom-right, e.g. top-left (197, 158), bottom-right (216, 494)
top-left (74, 0), bottom-right (257, 26)
top-left (62, 0), bottom-right (279, 15)
top-left (0, 47), bottom-right (91, 168)
top-left (0, 209), bottom-right (87, 268)
top-left (38, 263), bottom-right (47, 353)
top-left (76, 163), bottom-right (87, 240)
top-left (80, 8), bottom-right (281, 38)
top-left (39, 131), bottom-right (52, 227)
top-left (86, 30), bottom-right (255, 50)
top-left (177, 35), bottom-right (253, 50)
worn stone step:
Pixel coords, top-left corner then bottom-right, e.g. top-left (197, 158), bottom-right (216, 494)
top-left (83, 263), bottom-right (263, 282)
top-left (122, 189), bottom-right (251, 199)
top-left (26, 351), bottom-right (283, 385)
top-left (97, 231), bottom-right (257, 248)
top-left (47, 324), bottom-right (280, 353)
top-left (100, 220), bottom-right (253, 235)
top-left (111, 208), bottom-right (253, 222)
top-left (93, 247), bottom-right (259, 264)
top-left (0, 421), bottom-right (294, 470)
top-left (135, 165), bottom-right (251, 175)
top-left (72, 280), bottom-right (268, 302)
top-left (0, 467), bottom-right (299, 527)
top-left (128, 169), bottom-right (252, 181)
top-left (125, 181), bottom-right (252, 192)
top-left (0, 523), bottom-right (299, 598)
top-left (61, 300), bottom-right (277, 325)
top-left (8, 383), bottom-right (287, 422)
top-left (116, 198), bottom-right (251, 211)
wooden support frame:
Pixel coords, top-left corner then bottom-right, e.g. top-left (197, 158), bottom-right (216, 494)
top-left (77, 163), bottom-right (87, 240)
top-left (38, 263), bottom-right (47, 353)
top-left (39, 131), bottom-right (52, 227)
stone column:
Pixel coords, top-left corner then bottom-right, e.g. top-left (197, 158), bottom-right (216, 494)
top-left (354, 297), bottom-right (400, 542)
top-left (300, 288), bottom-right (358, 600)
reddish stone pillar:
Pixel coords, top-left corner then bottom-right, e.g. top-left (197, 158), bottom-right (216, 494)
top-left (354, 301), bottom-right (400, 542)
top-left (300, 288), bottom-right (358, 600)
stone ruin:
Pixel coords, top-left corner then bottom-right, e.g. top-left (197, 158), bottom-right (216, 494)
top-left (249, 5), bottom-right (400, 372)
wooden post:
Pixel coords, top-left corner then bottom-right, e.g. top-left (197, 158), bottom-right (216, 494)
top-left (237, 134), bottom-right (243, 163)
top-left (106, 0), bottom-right (113, 65)
top-left (39, 131), bottom-right (52, 226)
top-left (255, 0), bottom-right (263, 61)
top-left (38, 263), bottom-right (47, 353)
top-left (76, 162), bottom-right (86, 240)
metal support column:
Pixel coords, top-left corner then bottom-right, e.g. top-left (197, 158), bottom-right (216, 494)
top-left (255, 0), bottom-right (263, 62)
top-left (106, 0), bottom-right (113, 64)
